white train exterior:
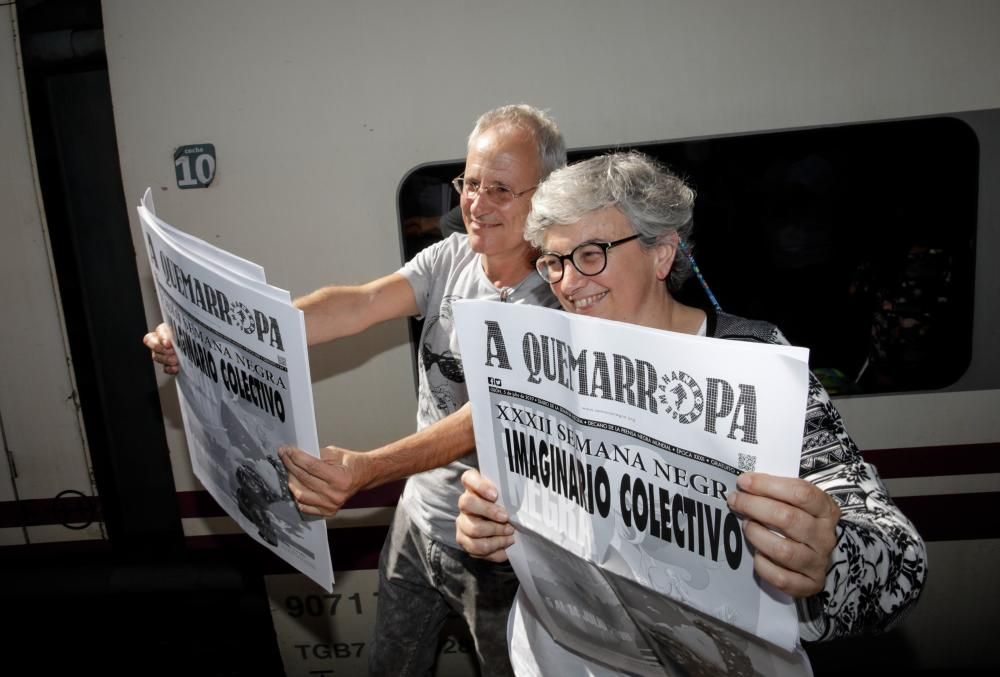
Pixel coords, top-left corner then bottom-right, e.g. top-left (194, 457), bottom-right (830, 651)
top-left (2, 1), bottom-right (998, 674)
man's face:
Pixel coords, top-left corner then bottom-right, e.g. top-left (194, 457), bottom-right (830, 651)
top-left (461, 126), bottom-right (541, 260)
top-left (542, 207), bottom-right (676, 328)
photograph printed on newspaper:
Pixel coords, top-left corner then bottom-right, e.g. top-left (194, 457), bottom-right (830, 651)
top-left (138, 192), bottom-right (333, 591)
top-left (454, 300), bottom-right (813, 674)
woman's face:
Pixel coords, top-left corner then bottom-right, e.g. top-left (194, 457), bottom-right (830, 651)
top-left (541, 207), bottom-right (676, 328)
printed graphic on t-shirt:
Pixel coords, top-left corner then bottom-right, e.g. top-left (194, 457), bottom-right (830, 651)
top-left (419, 295), bottom-right (465, 418)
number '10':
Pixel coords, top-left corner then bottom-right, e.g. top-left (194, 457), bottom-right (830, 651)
top-left (175, 153), bottom-right (215, 187)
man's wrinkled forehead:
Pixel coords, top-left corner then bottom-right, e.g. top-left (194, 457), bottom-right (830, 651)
top-left (466, 125), bottom-right (539, 170)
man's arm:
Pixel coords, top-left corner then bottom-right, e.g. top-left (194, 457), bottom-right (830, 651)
top-left (295, 272), bottom-right (419, 345)
top-left (280, 403), bottom-right (476, 517)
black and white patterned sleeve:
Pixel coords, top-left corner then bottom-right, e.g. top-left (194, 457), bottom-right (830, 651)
top-left (794, 372), bottom-right (928, 641)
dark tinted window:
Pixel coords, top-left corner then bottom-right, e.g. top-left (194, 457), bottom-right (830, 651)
top-left (398, 117), bottom-right (978, 395)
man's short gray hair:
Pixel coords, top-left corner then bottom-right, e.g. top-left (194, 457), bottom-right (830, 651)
top-left (525, 151), bottom-right (696, 290)
top-left (468, 104), bottom-right (567, 180)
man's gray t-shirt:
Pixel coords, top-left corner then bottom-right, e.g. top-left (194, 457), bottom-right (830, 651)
top-left (397, 233), bottom-right (559, 548)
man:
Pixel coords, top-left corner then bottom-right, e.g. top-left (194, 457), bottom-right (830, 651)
top-left (145, 104), bottom-right (566, 676)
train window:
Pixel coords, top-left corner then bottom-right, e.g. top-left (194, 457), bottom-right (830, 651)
top-left (398, 117), bottom-right (978, 396)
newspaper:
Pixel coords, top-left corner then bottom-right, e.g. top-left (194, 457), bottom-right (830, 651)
top-left (138, 189), bottom-right (333, 591)
top-left (454, 301), bottom-right (812, 675)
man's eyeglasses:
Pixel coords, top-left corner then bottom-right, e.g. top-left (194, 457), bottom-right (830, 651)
top-left (452, 175), bottom-right (537, 205)
top-left (534, 234), bottom-right (641, 284)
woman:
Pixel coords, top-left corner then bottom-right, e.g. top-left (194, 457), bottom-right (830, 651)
top-left (455, 151), bottom-right (926, 673)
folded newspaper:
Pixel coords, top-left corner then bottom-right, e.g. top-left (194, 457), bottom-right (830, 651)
top-left (137, 189), bottom-right (333, 591)
top-left (454, 301), bottom-right (812, 675)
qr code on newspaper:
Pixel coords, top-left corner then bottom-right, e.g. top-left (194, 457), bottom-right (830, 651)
top-left (738, 453), bottom-right (757, 473)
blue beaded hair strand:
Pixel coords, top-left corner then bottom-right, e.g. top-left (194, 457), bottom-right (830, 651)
top-left (678, 239), bottom-right (722, 312)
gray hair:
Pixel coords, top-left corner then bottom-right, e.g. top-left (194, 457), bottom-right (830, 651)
top-left (468, 104), bottom-right (567, 180)
top-left (525, 151), bottom-right (696, 290)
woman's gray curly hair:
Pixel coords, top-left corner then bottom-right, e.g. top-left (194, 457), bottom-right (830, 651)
top-left (525, 151), bottom-right (696, 290)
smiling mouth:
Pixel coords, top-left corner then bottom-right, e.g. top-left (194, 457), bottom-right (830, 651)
top-left (571, 291), bottom-right (607, 310)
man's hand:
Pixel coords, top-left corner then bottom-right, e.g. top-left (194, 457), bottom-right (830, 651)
top-left (456, 469), bottom-right (515, 563)
top-left (279, 445), bottom-right (369, 517)
top-left (143, 323), bottom-right (179, 375)
top-left (727, 472), bottom-right (841, 598)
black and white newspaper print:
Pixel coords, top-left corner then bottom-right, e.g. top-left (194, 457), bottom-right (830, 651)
top-left (138, 189), bottom-right (333, 591)
top-left (454, 301), bottom-right (813, 675)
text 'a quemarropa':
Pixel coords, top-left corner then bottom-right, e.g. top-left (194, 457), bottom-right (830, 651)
top-left (152, 241), bottom-right (285, 351)
top-left (484, 321), bottom-right (759, 444)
